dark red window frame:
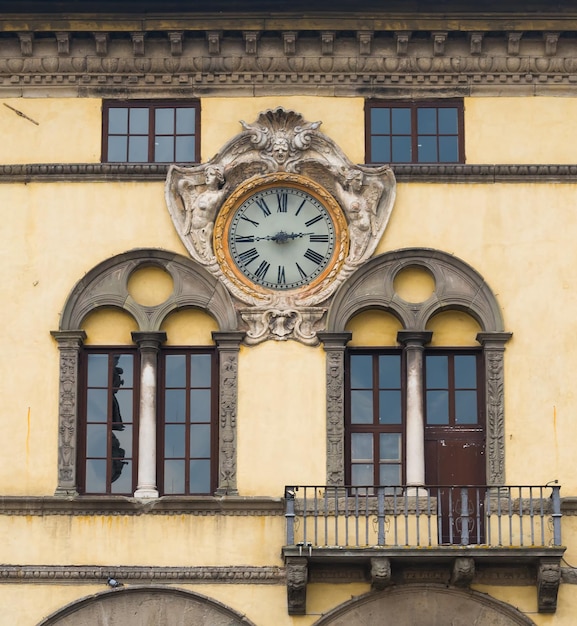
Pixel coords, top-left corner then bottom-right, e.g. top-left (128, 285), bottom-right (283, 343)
top-left (102, 99), bottom-right (200, 163)
top-left (365, 99), bottom-right (465, 164)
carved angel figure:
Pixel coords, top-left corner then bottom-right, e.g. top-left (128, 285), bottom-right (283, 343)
top-left (335, 167), bottom-right (383, 263)
top-left (177, 165), bottom-right (227, 263)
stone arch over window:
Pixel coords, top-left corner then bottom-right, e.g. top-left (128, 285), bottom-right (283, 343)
top-left (51, 249), bottom-right (242, 497)
top-left (313, 585), bottom-right (535, 626)
top-left (319, 248), bottom-right (511, 488)
top-left (38, 586), bottom-right (256, 626)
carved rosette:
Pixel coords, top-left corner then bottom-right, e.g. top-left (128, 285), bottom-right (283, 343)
top-left (165, 107), bottom-right (396, 344)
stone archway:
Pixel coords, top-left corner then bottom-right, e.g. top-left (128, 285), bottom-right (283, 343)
top-left (39, 586), bottom-right (256, 626)
top-left (314, 585), bottom-right (535, 626)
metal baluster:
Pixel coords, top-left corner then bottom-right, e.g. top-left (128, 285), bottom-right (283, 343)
top-left (393, 489), bottom-right (399, 546)
top-left (404, 488), bottom-right (409, 546)
top-left (344, 487), bottom-right (349, 546)
top-left (528, 487), bottom-right (534, 546)
top-left (324, 487), bottom-right (329, 546)
top-left (365, 488), bottom-right (369, 546)
top-left (314, 488), bottom-right (319, 547)
top-left (334, 485), bottom-right (338, 546)
top-left (415, 488), bottom-right (421, 546)
top-left (519, 486), bottom-right (524, 547)
top-left (448, 488), bottom-right (454, 545)
top-left (475, 488), bottom-right (481, 544)
top-left (497, 487), bottom-right (503, 547)
top-left (354, 487), bottom-right (360, 547)
top-left (285, 486), bottom-right (295, 545)
top-left (486, 488), bottom-right (492, 546)
top-left (539, 486), bottom-right (545, 546)
top-left (508, 487), bottom-right (513, 547)
top-left (303, 486), bottom-right (308, 546)
top-left (437, 489), bottom-right (443, 545)
top-left (552, 484), bottom-right (562, 546)
top-left (460, 487), bottom-right (469, 546)
top-left (377, 486), bottom-right (385, 546)
top-left (427, 489), bottom-right (432, 546)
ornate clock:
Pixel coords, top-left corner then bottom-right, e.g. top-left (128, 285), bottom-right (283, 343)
top-left (214, 172), bottom-right (349, 299)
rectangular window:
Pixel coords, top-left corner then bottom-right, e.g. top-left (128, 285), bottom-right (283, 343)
top-left (79, 347), bottom-right (217, 496)
top-left (366, 100), bottom-right (464, 164)
top-left (80, 350), bottom-right (139, 495)
top-left (159, 349), bottom-right (218, 495)
top-left (346, 351), bottom-right (404, 487)
top-left (102, 100), bottom-right (200, 163)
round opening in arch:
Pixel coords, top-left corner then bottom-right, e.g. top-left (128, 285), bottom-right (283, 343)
top-left (127, 266), bottom-right (174, 307)
top-left (393, 266), bottom-right (436, 303)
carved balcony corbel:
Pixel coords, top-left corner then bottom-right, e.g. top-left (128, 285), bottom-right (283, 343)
top-left (451, 557), bottom-right (475, 587)
top-left (370, 557), bottom-right (392, 591)
top-left (538, 560), bottom-right (561, 613)
top-left (286, 557), bottom-right (308, 615)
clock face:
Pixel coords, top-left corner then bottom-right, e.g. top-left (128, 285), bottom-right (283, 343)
top-left (227, 186), bottom-right (336, 290)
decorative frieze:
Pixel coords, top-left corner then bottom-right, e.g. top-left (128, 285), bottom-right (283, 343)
top-left (2, 29), bottom-right (577, 94)
top-left (0, 564), bottom-right (284, 584)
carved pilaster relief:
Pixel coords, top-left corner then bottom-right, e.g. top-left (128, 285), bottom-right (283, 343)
top-left (477, 333), bottom-right (512, 486)
top-left (213, 332), bottom-right (244, 496)
top-left (51, 330), bottom-right (86, 496)
top-left (319, 333), bottom-right (351, 487)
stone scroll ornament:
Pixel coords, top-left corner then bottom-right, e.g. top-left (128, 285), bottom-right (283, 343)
top-left (165, 108), bottom-right (396, 344)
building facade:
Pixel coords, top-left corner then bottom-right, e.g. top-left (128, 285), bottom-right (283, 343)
top-left (1, 1), bottom-right (577, 624)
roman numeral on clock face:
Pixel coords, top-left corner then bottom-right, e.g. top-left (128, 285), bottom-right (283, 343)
top-left (254, 260), bottom-right (270, 280)
top-left (255, 198), bottom-right (271, 217)
top-left (303, 248), bottom-right (324, 265)
top-left (277, 193), bottom-right (288, 213)
top-left (238, 247), bottom-right (259, 265)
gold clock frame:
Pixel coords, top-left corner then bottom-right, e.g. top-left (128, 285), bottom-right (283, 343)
top-left (213, 172), bottom-right (350, 300)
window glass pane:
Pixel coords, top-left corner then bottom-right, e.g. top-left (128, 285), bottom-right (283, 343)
top-left (351, 464), bottom-right (373, 486)
top-left (154, 136), bottom-right (174, 162)
top-left (379, 464), bottom-right (401, 485)
top-left (455, 390), bottom-right (478, 424)
top-left (190, 459), bottom-right (211, 493)
top-left (108, 108), bottom-right (128, 134)
top-left (391, 108), bottom-right (411, 133)
top-left (378, 355), bottom-right (400, 388)
top-left (111, 459), bottom-right (131, 494)
top-left (107, 136), bottom-right (127, 162)
top-left (418, 136), bottom-right (438, 162)
top-left (114, 426), bottom-right (133, 457)
top-left (371, 136), bottom-right (390, 162)
top-left (191, 354), bottom-right (212, 387)
top-left (351, 433), bottom-right (373, 461)
top-left (350, 354), bottom-right (372, 388)
top-left (113, 389), bottom-right (133, 425)
top-left (164, 460), bottom-right (185, 494)
top-left (351, 390), bottom-right (373, 424)
top-left (426, 355), bottom-right (448, 388)
top-left (417, 108), bottom-right (437, 134)
top-left (128, 136), bottom-right (149, 162)
top-left (165, 354), bottom-right (186, 387)
top-left (455, 355), bottom-right (477, 388)
top-left (438, 107), bottom-right (458, 133)
top-left (165, 389), bottom-right (186, 422)
top-left (87, 354), bottom-right (108, 387)
top-left (86, 424), bottom-right (107, 457)
top-left (427, 390), bottom-right (449, 424)
top-left (85, 459), bottom-right (107, 493)
top-left (116, 355), bottom-right (133, 387)
top-left (86, 389), bottom-right (108, 422)
top-left (371, 108), bottom-right (390, 134)
top-left (165, 424), bottom-right (186, 457)
top-left (129, 108), bottom-right (149, 133)
top-left (391, 136), bottom-right (411, 162)
top-left (439, 136), bottom-right (459, 162)
top-left (176, 107), bottom-right (196, 134)
top-left (190, 389), bottom-right (211, 422)
top-left (380, 433), bottom-right (401, 461)
top-left (379, 390), bottom-right (401, 424)
top-left (175, 135), bottom-right (196, 162)
top-left (155, 107), bottom-right (174, 134)
top-left (190, 424), bottom-right (211, 457)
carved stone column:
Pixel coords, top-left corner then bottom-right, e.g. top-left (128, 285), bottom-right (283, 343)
top-left (398, 331), bottom-right (432, 490)
top-left (212, 331), bottom-right (245, 496)
top-left (476, 332), bottom-right (512, 486)
top-left (132, 331), bottom-right (166, 498)
top-left (51, 330), bottom-right (87, 496)
top-left (318, 332), bottom-right (352, 487)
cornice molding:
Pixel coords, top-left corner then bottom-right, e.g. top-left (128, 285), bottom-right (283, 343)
top-left (0, 495), bottom-right (285, 516)
top-left (2, 29), bottom-right (577, 95)
top-left (0, 564), bottom-right (285, 584)
top-left (3, 163), bottom-right (577, 183)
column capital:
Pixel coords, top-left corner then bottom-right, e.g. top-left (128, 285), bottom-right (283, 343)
top-left (476, 331), bottom-right (513, 349)
top-left (131, 331), bottom-right (167, 352)
top-left (397, 330), bottom-right (432, 347)
top-left (212, 331), bottom-right (245, 350)
top-left (50, 329), bottom-right (87, 348)
top-left (318, 332), bottom-right (352, 351)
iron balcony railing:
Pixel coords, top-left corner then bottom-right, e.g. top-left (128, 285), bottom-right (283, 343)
top-left (284, 484), bottom-right (562, 549)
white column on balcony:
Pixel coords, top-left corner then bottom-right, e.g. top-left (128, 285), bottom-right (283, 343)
top-left (132, 331), bottom-right (166, 499)
top-left (398, 330), bottom-right (432, 491)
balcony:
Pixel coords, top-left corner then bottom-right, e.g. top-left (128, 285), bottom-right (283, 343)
top-left (281, 484), bottom-right (565, 615)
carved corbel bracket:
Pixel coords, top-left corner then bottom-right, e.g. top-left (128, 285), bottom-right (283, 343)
top-left (286, 557), bottom-right (308, 615)
top-left (538, 560), bottom-right (561, 613)
top-left (371, 557), bottom-right (392, 591)
top-left (451, 557), bottom-right (475, 587)
top-left (240, 307), bottom-right (326, 346)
